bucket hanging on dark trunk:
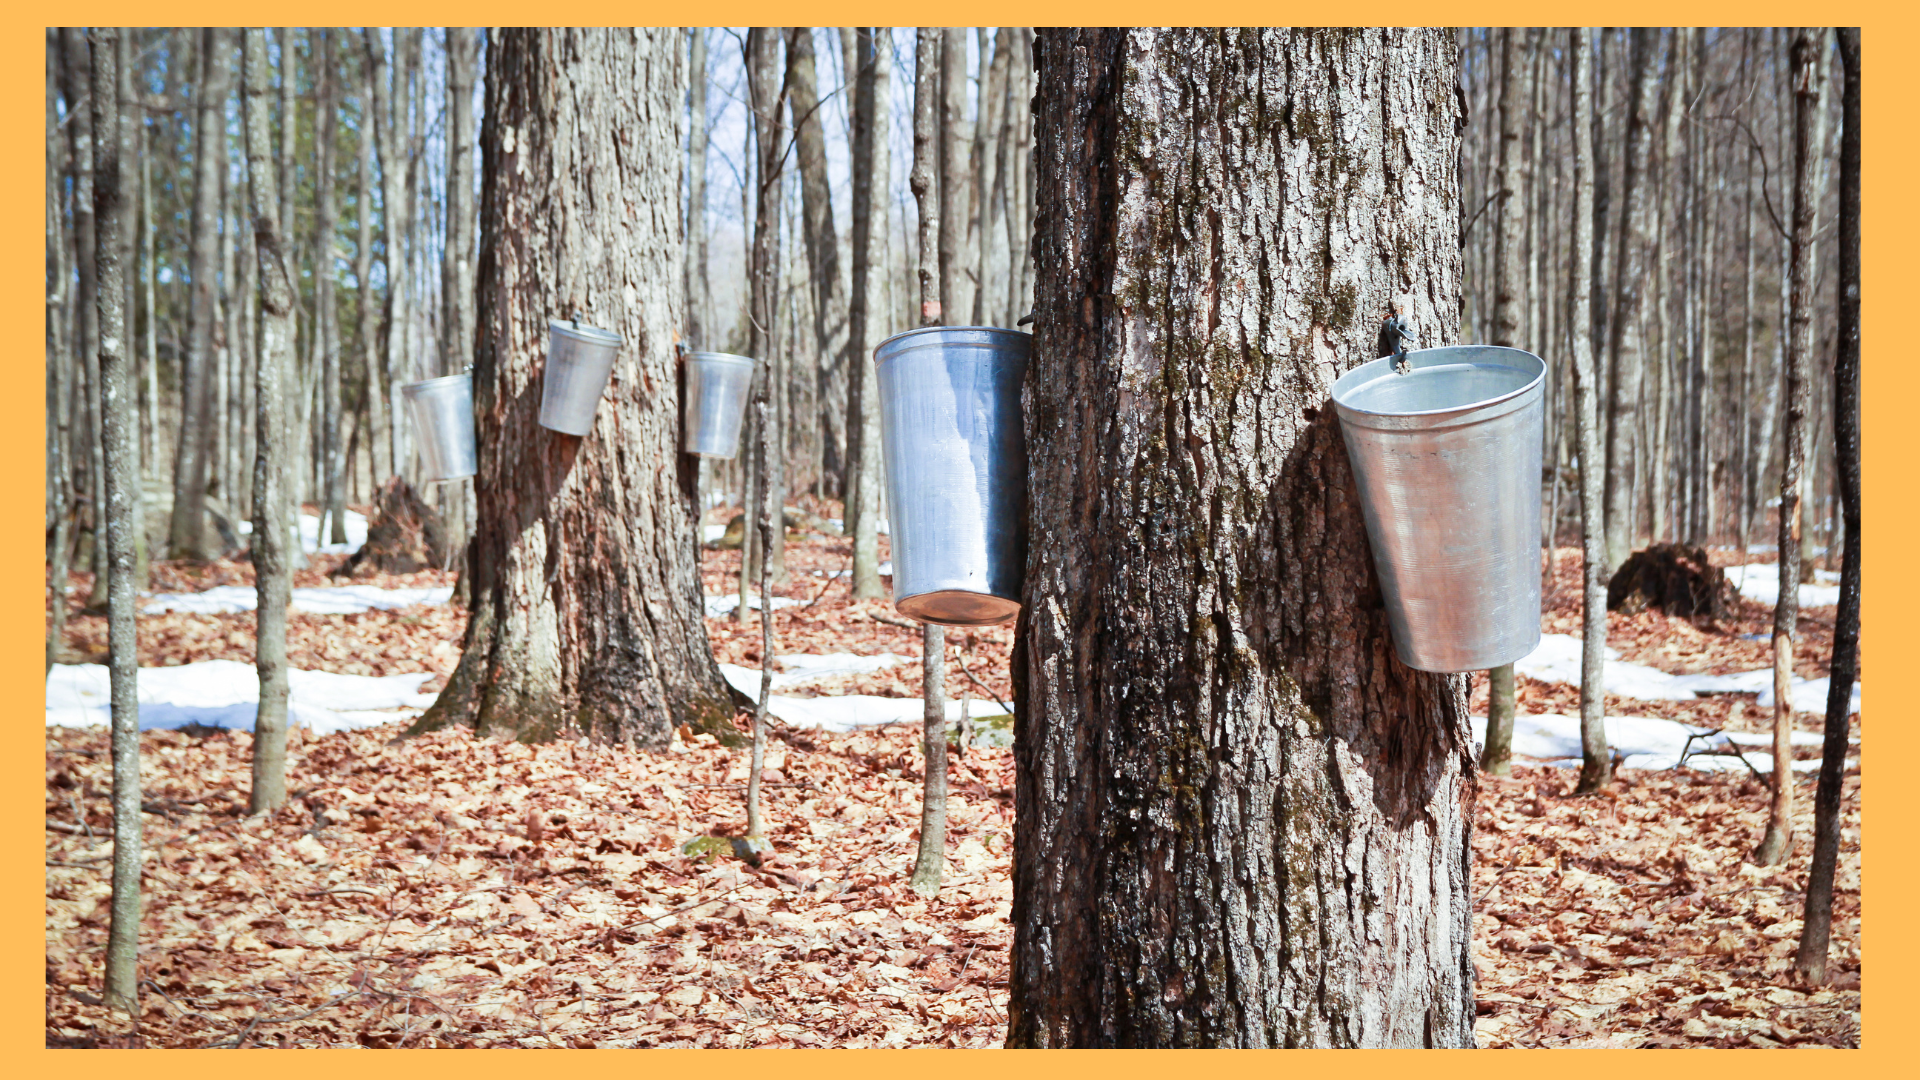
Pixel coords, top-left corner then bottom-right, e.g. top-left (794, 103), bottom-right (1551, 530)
top-left (874, 326), bottom-right (1031, 627)
top-left (1331, 344), bottom-right (1545, 673)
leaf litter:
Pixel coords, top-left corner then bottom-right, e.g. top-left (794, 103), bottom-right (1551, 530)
top-left (44, 528), bottom-right (1859, 1046)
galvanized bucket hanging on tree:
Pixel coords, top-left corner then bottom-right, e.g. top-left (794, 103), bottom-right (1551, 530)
top-left (1330, 344), bottom-right (1545, 673)
top-left (401, 371), bottom-right (477, 481)
top-left (682, 351), bottom-right (759, 458)
top-left (538, 319), bottom-right (625, 435)
top-left (875, 326), bottom-right (1031, 627)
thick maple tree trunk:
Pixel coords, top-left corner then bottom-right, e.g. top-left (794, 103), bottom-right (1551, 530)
top-left (1012, 28), bottom-right (1474, 1048)
top-left (416, 28), bottom-right (735, 749)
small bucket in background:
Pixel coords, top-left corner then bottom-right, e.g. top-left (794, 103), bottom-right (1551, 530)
top-left (401, 372), bottom-right (477, 482)
top-left (874, 326), bottom-right (1031, 627)
top-left (682, 352), bottom-right (759, 458)
top-left (539, 320), bottom-right (624, 436)
top-left (1330, 344), bottom-right (1546, 673)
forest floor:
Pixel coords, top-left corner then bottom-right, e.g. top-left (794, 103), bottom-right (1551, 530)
top-left (44, 508), bottom-right (1860, 1048)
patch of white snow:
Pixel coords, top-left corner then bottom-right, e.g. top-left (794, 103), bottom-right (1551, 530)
top-left (46, 661), bottom-right (437, 735)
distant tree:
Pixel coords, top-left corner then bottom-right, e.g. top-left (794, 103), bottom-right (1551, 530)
top-left (169, 28), bottom-right (229, 559)
top-left (242, 27), bottom-right (296, 814)
top-left (844, 28), bottom-right (889, 601)
top-left (1569, 28), bottom-right (1613, 795)
top-left (907, 26), bottom-right (949, 899)
top-left (1753, 29), bottom-right (1821, 868)
top-left (1796, 24), bottom-right (1860, 981)
top-left (1602, 29), bottom-right (1658, 572)
top-left (90, 24), bottom-right (143, 1016)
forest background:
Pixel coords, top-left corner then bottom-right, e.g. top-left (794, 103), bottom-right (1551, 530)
top-left (21, 7), bottom-right (1919, 1054)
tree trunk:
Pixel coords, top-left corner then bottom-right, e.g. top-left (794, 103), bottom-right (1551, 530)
top-left (746, 27), bottom-right (788, 582)
top-left (315, 30), bottom-right (345, 550)
top-left (242, 28), bottom-right (295, 815)
top-left (785, 29), bottom-right (850, 500)
top-left (62, 28), bottom-right (105, 600)
top-left (686, 29), bottom-right (711, 355)
top-left (1753, 30), bottom-right (1820, 869)
top-left (169, 29), bottom-right (228, 559)
top-left (845, 28), bottom-right (888, 600)
top-left (1648, 29), bottom-right (1688, 546)
top-left (1481, 25), bottom-right (1528, 774)
top-left (1012, 28), bottom-right (1473, 1047)
top-left (90, 26), bottom-right (144, 1016)
top-left (1796, 25), bottom-right (1859, 982)
top-left (354, 53), bottom-right (388, 486)
top-left (937, 28), bottom-right (974, 328)
top-left (47, 30), bottom-right (73, 672)
top-left (365, 29), bottom-right (411, 475)
top-left (972, 28), bottom-right (1013, 327)
top-left (1568, 29), bottom-right (1613, 795)
top-left (907, 26), bottom-right (950, 898)
top-left (1601, 28), bottom-right (1658, 573)
top-left (416, 28), bottom-right (735, 748)
top-left (443, 27), bottom-right (479, 554)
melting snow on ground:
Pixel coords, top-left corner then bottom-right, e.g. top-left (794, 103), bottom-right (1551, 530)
top-left (1515, 633), bottom-right (1859, 715)
top-left (718, 656), bottom-right (1007, 733)
top-left (702, 593), bottom-right (802, 618)
top-left (1470, 712), bottom-right (1850, 774)
top-left (46, 661), bottom-right (437, 736)
top-left (140, 584), bottom-right (454, 616)
top-left (1723, 562), bottom-right (1842, 609)
top-left (237, 510), bottom-right (369, 555)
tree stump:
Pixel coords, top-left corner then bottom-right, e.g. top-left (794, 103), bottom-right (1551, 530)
top-left (334, 477), bottom-right (447, 577)
top-left (1606, 542), bottom-right (1737, 617)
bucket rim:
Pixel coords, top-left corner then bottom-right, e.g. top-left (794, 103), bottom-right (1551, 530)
top-left (685, 350), bottom-right (759, 367)
top-left (1330, 344), bottom-right (1544, 420)
top-left (400, 371), bottom-right (473, 395)
top-left (548, 319), bottom-right (625, 348)
top-left (874, 324), bottom-right (1033, 361)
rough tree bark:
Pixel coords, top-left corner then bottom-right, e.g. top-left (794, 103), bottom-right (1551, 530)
top-left (1012, 28), bottom-right (1473, 1047)
top-left (415, 28), bottom-right (735, 748)
top-left (908, 26), bottom-right (949, 899)
top-left (1796, 24), bottom-right (1859, 981)
top-left (845, 28), bottom-right (888, 601)
top-left (90, 25), bottom-right (143, 1016)
top-left (1569, 29), bottom-right (1613, 795)
top-left (1753, 30), bottom-right (1820, 869)
top-left (1601, 28), bottom-right (1658, 573)
top-left (243, 27), bottom-right (295, 815)
top-left (786, 29), bottom-right (850, 498)
top-left (169, 29), bottom-right (227, 559)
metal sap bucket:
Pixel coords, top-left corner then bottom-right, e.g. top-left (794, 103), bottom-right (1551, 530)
top-left (875, 326), bottom-right (1031, 627)
top-left (1330, 345), bottom-right (1545, 673)
top-left (401, 372), bottom-right (477, 481)
top-left (539, 320), bottom-right (625, 435)
top-left (682, 352), bottom-right (758, 458)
